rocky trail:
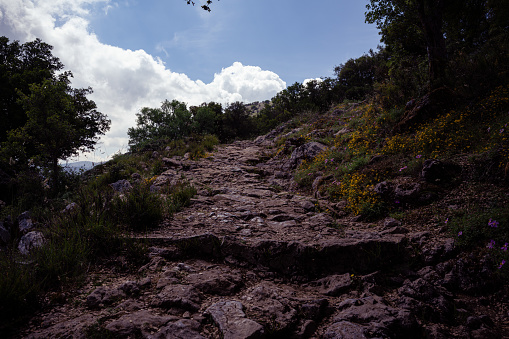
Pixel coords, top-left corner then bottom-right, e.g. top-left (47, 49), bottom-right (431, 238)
top-left (19, 136), bottom-right (508, 338)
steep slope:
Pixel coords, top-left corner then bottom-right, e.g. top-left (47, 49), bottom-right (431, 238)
top-left (18, 126), bottom-right (508, 338)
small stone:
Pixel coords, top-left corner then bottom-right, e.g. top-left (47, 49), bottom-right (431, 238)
top-left (300, 200), bottom-right (315, 211)
top-left (384, 217), bottom-right (402, 228)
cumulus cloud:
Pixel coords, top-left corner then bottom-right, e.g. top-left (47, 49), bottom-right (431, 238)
top-left (303, 77), bottom-right (323, 86)
top-left (0, 0), bottom-right (286, 161)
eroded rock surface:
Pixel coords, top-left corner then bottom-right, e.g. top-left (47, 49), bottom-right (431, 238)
top-left (19, 137), bottom-right (508, 338)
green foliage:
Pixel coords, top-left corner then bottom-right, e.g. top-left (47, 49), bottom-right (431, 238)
top-left (191, 103), bottom-right (222, 136)
top-left (0, 249), bottom-right (39, 323)
top-left (0, 38), bottom-right (110, 195)
top-left (0, 162), bottom-right (199, 329)
top-left (166, 181), bottom-right (197, 215)
top-left (450, 207), bottom-right (509, 249)
top-left (366, 0), bottom-right (509, 100)
top-left (221, 101), bottom-right (254, 142)
top-left (109, 180), bottom-right (165, 231)
top-left (253, 80), bottom-right (344, 134)
top-left (202, 134), bottom-right (219, 151)
top-left (128, 99), bottom-right (191, 152)
top-left (334, 49), bottom-right (389, 101)
top-left (0, 37), bottom-right (64, 143)
top-left (449, 207), bottom-right (509, 273)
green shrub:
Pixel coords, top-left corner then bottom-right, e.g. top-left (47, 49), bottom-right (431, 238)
top-left (0, 249), bottom-right (39, 324)
top-left (449, 207), bottom-right (509, 272)
top-left (202, 134), bottom-right (219, 152)
top-left (152, 159), bottom-right (164, 176)
top-left (450, 207), bottom-right (509, 249)
top-left (166, 181), bottom-right (197, 214)
top-left (109, 181), bottom-right (164, 231)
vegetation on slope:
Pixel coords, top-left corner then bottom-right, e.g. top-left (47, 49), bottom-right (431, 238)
top-left (0, 0), bottom-right (508, 334)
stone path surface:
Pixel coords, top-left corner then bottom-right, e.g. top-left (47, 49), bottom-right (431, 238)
top-left (19, 138), bottom-right (507, 338)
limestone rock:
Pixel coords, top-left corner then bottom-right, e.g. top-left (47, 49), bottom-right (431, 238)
top-left (283, 142), bottom-right (327, 171)
top-left (149, 319), bottom-right (206, 339)
top-left (105, 310), bottom-right (177, 337)
top-left (307, 273), bottom-right (354, 296)
top-left (109, 179), bottom-right (132, 193)
top-left (205, 301), bottom-right (265, 339)
top-left (323, 320), bottom-right (367, 339)
top-left (86, 286), bottom-right (126, 309)
top-left (18, 231), bottom-right (45, 255)
top-left (333, 296), bottom-right (419, 338)
top-left (151, 284), bottom-right (202, 312)
top-left (421, 159), bottom-right (461, 183)
top-left (18, 211), bottom-right (34, 233)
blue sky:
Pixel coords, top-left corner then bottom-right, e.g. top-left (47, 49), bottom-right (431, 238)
top-left (89, 0), bottom-right (379, 84)
top-left (0, 0), bottom-right (380, 161)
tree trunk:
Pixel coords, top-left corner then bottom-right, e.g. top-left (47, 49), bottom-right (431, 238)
top-left (416, 0), bottom-right (448, 90)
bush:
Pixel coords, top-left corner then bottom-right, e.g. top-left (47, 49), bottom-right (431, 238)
top-left (109, 181), bottom-right (164, 231)
top-left (449, 207), bottom-right (509, 273)
top-left (166, 181), bottom-right (197, 215)
top-left (0, 249), bottom-right (39, 326)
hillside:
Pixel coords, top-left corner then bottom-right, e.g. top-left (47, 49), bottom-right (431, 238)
top-left (4, 93), bottom-right (508, 338)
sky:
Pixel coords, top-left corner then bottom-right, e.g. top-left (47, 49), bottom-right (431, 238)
top-left (0, 0), bottom-right (381, 162)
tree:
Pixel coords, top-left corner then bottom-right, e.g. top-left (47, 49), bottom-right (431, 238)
top-left (334, 49), bottom-right (389, 100)
top-left (127, 99), bottom-right (192, 150)
top-left (366, 0), bottom-right (509, 91)
top-left (0, 37), bottom-right (64, 143)
top-left (366, 0), bottom-right (448, 90)
top-left (11, 72), bottom-right (110, 191)
top-left (190, 102), bottom-right (223, 136)
top-left (222, 102), bottom-right (253, 141)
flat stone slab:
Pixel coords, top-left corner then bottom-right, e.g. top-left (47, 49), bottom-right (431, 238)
top-left (205, 301), bottom-right (264, 339)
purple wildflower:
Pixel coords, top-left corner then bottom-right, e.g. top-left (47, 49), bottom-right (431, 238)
top-left (488, 219), bottom-right (499, 228)
top-left (416, 155), bottom-right (422, 159)
top-left (399, 166), bottom-right (407, 172)
top-left (487, 240), bottom-right (495, 249)
top-left (445, 218), bottom-right (449, 224)
top-left (395, 200), bottom-right (400, 204)
top-left (499, 260), bottom-right (506, 269)
top-left (458, 231), bottom-right (462, 237)
top-left (501, 243), bottom-right (508, 251)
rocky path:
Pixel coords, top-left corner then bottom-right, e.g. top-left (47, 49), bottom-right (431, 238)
top-left (20, 139), bottom-right (507, 338)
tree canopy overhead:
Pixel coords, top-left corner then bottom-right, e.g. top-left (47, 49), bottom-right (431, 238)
top-left (0, 37), bottom-right (110, 193)
top-left (0, 37), bottom-right (64, 143)
top-left (366, 0), bottom-right (509, 91)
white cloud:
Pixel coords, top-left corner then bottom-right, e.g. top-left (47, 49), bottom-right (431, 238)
top-left (303, 77), bottom-right (323, 86)
top-left (0, 0), bottom-right (286, 162)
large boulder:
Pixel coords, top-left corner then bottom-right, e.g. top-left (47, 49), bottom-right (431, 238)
top-left (109, 179), bottom-right (132, 193)
top-left (282, 142), bottom-right (327, 171)
top-left (18, 231), bottom-right (45, 255)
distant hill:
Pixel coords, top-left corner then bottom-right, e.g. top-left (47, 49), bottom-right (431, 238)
top-left (62, 161), bottom-right (101, 173)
